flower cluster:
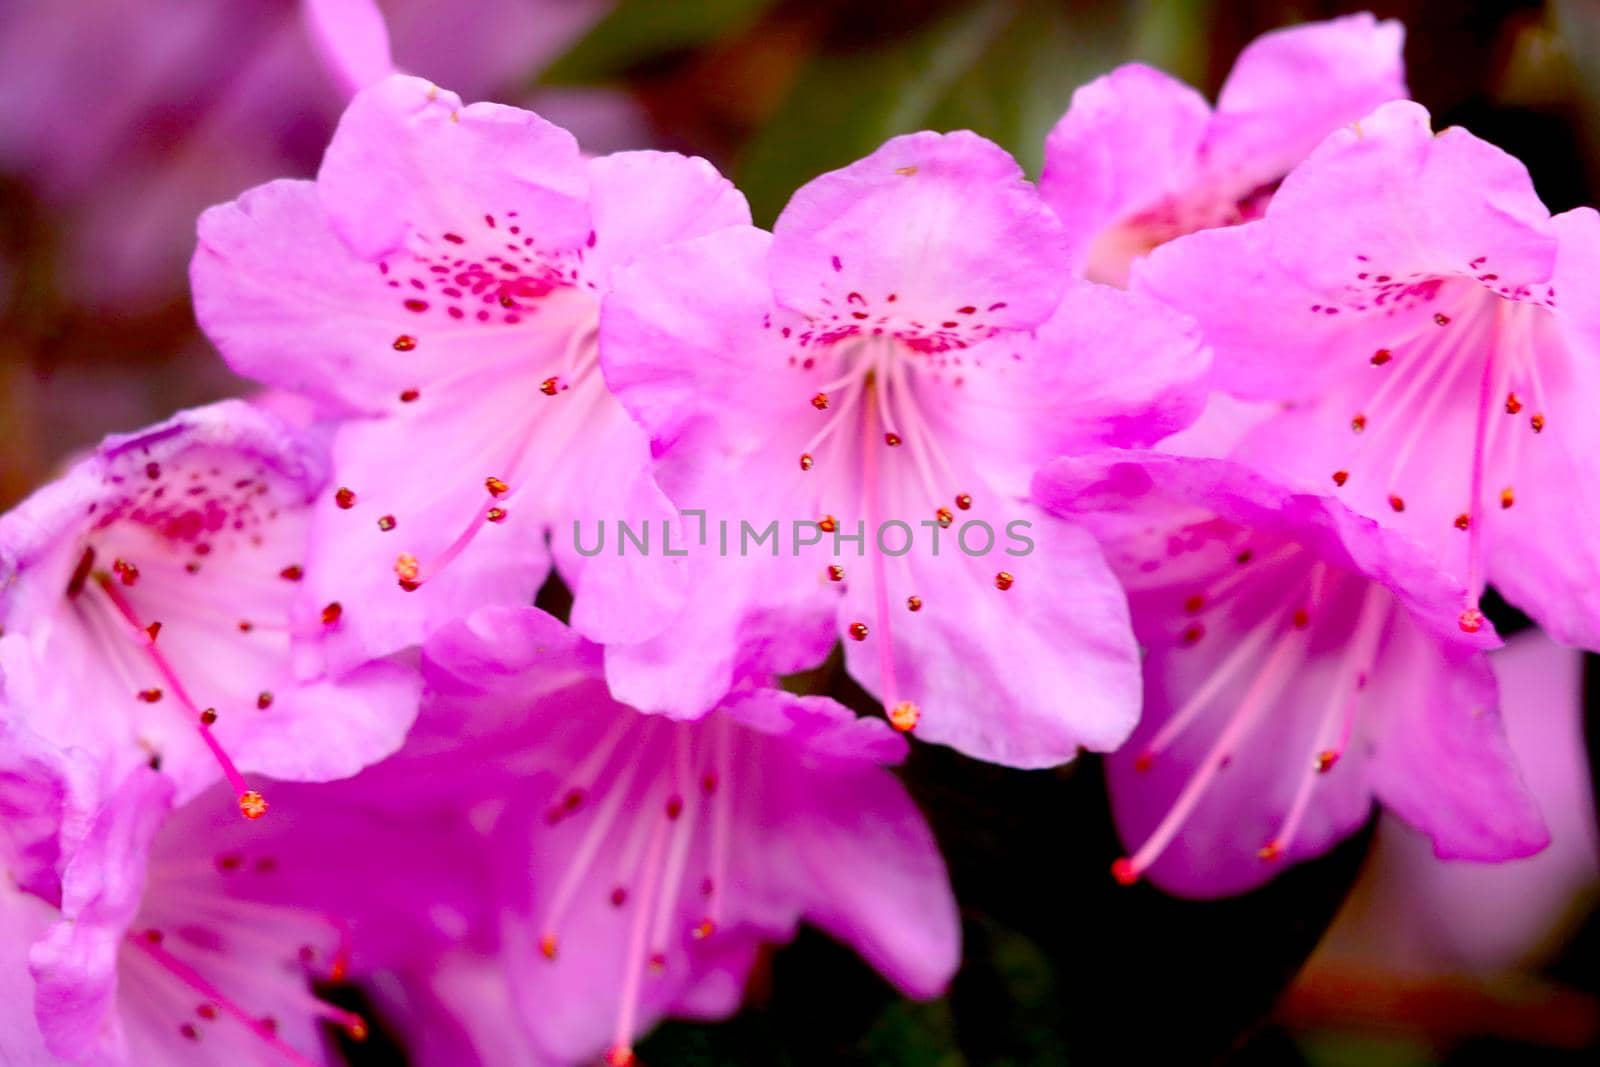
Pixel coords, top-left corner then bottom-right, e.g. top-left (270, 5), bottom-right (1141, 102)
top-left (2, 9), bottom-right (1591, 1065)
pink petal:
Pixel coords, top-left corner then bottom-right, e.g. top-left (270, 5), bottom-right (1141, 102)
top-left (769, 131), bottom-right (1071, 339)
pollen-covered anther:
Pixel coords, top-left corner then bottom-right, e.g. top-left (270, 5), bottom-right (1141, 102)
top-left (279, 565), bottom-right (304, 581)
top-left (848, 621), bottom-right (869, 641)
top-left (935, 507), bottom-right (953, 528)
top-left (540, 376), bottom-right (560, 396)
top-left (346, 1020), bottom-right (369, 1042)
top-left (799, 453), bottom-right (815, 471)
top-left (486, 507), bottom-right (508, 523)
top-left (1458, 606), bottom-right (1486, 634)
top-left (1500, 487), bottom-right (1515, 509)
top-left (335, 487), bottom-right (357, 510)
top-left (539, 933), bottom-right (558, 961)
top-left (238, 791), bottom-right (268, 820)
top-left (888, 701), bottom-right (920, 732)
top-left (827, 564), bottom-right (845, 582)
top-left (995, 571), bottom-right (1014, 591)
top-left (1370, 349), bottom-right (1392, 366)
top-left (1434, 313), bottom-right (1451, 326)
top-left (818, 514), bottom-right (837, 533)
top-left (112, 558), bottom-right (140, 585)
top-left (145, 622), bottom-right (162, 642)
top-left (1531, 413), bottom-right (1546, 433)
top-left (1454, 513), bottom-right (1471, 531)
top-left (485, 476), bottom-right (509, 497)
top-left (604, 1045), bottom-right (637, 1067)
top-left (955, 493), bottom-right (972, 510)
top-left (811, 392), bottom-right (829, 410)
top-left (395, 553), bottom-right (421, 589)
top-left (257, 692), bottom-right (273, 710)
top-left (1505, 392), bottom-right (1523, 414)
top-left (1387, 494), bottom-right (1405, 513)
top-left (1110, 858), bottom-right (1138, 886)
top-left (377, 515), bottom-right (397, 532)
top-left (1331, 470), bottom-right (1348, 487)
top-left (1257, 840), bottom-right (1284, 862)
top-left (392, 334), bottom-right (417, 352)
top-left (1351, 414), bottom-right (1367, 434)
top-left (692, 919), bottom-right (716, 940)
top-left (137, 688), bottom-right (163, 703)
top-left (884, 432), bottom-right (902, 447)
top-left (199, 709), bottom-right (218, 726)
top-left (1316, 750), bottom-right (1340, 773)
top-left (399, 389), bottom-right (420, 403)
top-left (906, 595), bottom-right (923, 612)
top-left (321, 602), bottom-right (343, 626)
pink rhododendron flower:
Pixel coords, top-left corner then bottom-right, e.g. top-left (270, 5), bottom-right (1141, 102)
top-left (0, 706), bottom-right (496, 1067)
top-left (418, 605), bottom-right (960, 1066)
top-left (0, 401), bottom-right (418, 817)
top-left (193, 75), bottom-right (748, 670)
top-left (1032, 451), bottom-right (1547, 897)
top-left (1136, 100), bottom-right (1600, 652)
top-left (0, 0), bottom-right (611, 308)
top-left (1041, 12), bottom-right (1406, 285)
top-left (600, 131), bottom-right (1209, 766)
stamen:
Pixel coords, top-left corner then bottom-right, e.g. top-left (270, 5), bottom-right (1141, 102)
top-left (1268, 585), bottom-right (1387, 860)
top-left (129, 933), bottom-right (335, 1067)
top-left (1116, 606), bottom-right (1310, 883)
top-left (89, 576), bottom-right (266, 818)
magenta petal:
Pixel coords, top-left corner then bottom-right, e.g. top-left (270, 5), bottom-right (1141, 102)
top-left (583, 150), bottom-right (751, 291)
top-left (318, 74), bottom-right (587, 259)
top-left (301, 0), bottom-right (396, 98)
top-left (769, 130), bottom-right (1071, 336)
top-left (1206, 13), bottom-right (1407, 193)
top-left (0, 882), bottom-right (57, 1067)
top-left (1041, 63), bottom-right (1212, 274)
top-left (1368, 623), bottom-right (1548, 862)
top-left (30, 770), bottom-right (172, 1063)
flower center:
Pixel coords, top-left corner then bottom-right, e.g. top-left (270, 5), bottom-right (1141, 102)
top-left (126, 845), bottom-right (364, 1062)
top-left (1326, 282), bottom-right (1555, 632)
top-left (796, 334), bottom-right (997, 732)
top-left (1112, 550), bottom-right (1391, 885)
top-left (531, 715), bottom-right (736, 1067)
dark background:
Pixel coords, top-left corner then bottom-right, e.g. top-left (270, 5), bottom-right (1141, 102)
top-left (4, 2), bottom-right (1598, 1064)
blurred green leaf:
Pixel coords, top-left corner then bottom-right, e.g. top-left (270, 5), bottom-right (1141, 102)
top-left (541, 0), bottom-right (779, 85)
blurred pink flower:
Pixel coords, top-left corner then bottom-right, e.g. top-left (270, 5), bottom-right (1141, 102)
top-left (1033, 452), bottom-right (1546, 897)
top-left (193, 76), bottom-right (747, 673)
top-left (414, 605), bottom-right (959, 1066)
top-left (0, 0), bottom-right (616, 310)
top-left (1137, 100), bottom-right (1600, 653)
top-left (600, 131), bottom-right (1210, 766)
top-left (1321, 630), bottom-right (1598, 975)
top-left (1042, 12), bottom-right (1405, 286)
top-left (0, 401), bottom-right (418, 817)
